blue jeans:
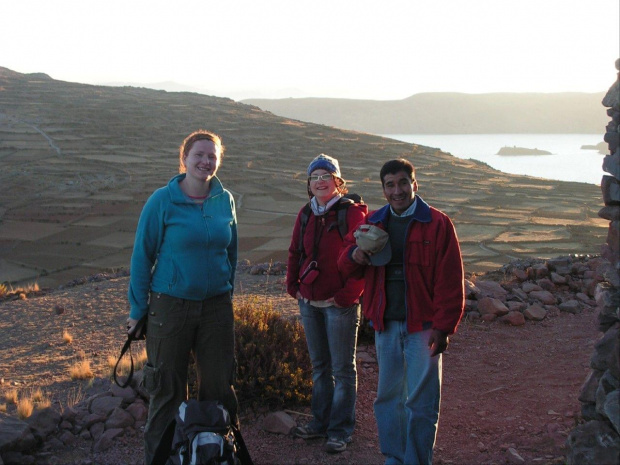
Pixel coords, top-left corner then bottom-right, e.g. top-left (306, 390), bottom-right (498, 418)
top-left (374, 320), bottom-right (442, 465)
top-left (298, 300), bottom-right (361, 440)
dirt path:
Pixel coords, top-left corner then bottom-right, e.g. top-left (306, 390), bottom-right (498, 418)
top-left (0, 273), bottom-right (600, 464)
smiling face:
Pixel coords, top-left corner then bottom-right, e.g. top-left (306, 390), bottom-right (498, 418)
top-left (309, 169), bottom-right (340, 205)
top-left (382, 170), bottom-right (418, 214)
top-left (183, 139), bottom-right (221, 183)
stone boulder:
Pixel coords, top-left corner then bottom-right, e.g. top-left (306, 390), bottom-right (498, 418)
top-left (523, 303), bottom-right (547, 321)
top-left (566, 420), bottom-right (620, 465)
top-left (261, 411), bottom-right (296, 435)
top-left (559, 300), bottom-right (582, 314)
top-left (93, 427), bottom-right (124, 453)
top-left (522, 282), bottom-right (543, 293)
top-left (24, 407), bottom-right (61, 442)
top-left (477, 297), bottom-right (509, 317)
top-left (90, 395), bottom-right (123, 417)
top-left (0, 413), bottom-right (37, 453)
top-left (474, 280), bottom-right (508, 299)
top-left (499, 311), bottom-right (526, 326)
top-left (530, 290), bottom-right (557, 305)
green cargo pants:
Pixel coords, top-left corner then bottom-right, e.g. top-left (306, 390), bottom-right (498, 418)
top-left (142, 292), bottom-right (238, 465)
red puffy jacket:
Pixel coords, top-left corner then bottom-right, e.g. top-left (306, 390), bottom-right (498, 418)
top-left (287, 200), bottom-right (367, 308)
top-left (338, 197), bottom-right (465, 335)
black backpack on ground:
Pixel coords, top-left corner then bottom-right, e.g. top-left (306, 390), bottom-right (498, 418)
top-left (168, 400), bottom-right (253, 465)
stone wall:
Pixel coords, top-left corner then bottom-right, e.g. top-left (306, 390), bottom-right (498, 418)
top-left (566, 59), bottom-right (620, 464)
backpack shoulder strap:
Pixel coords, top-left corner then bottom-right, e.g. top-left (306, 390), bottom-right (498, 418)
top-left (336, 198), bottom-right (353, 239)
top-left (334, 194), bottom-right (363, 239)
top-left (298, 202), bottom-right (312, 256)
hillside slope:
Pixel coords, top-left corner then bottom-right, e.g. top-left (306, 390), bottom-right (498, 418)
top-left (243, 92), bottom-right (607, 134)
top-left (0, 66), bottom-right (607, 288)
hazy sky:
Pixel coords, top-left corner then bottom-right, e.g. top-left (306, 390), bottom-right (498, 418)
top-left (2, 0), bottom-right (618, 100)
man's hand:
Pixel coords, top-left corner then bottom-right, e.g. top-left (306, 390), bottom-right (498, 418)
top-left (428, 329), bottom-right (449, 357)
top-left (352, 246), bottom-right (371, 265)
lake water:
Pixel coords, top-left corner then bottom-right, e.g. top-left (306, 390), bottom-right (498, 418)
top-left (382, 134), bottom-right (607, 186)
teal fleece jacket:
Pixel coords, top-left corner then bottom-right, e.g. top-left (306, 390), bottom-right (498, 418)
top-left (128, 173), bottom-right (237, 320)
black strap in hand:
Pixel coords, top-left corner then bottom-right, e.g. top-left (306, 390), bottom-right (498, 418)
top-left (113, 315), bottom-right (147, 388)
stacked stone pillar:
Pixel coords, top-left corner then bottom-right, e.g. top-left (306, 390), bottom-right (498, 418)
top-left (566, 59), bottom-right (620, 464)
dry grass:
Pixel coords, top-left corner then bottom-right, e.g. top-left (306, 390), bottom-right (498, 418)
top-left (107, 347), bottom-right (147, 379)
top-left (69, 359), bottom-right (94, 380)
top-left (17, 397), bottom-right (33, 419)
top-left (64, 385), bottom-right (85, 409)
top-left (3, 387), bottom-right (51, 415)
top-left (31, 388), bottom-right (44, 402)
top-left (4, 388), bottom-right (18, 404)
top-left (29, 387), bottom-right (51, 409)
top-left (0, 282), bottom-right (40, 301)
top-left (62, 329), bottom-right (73, 344)
top-left (36, 397), bottom-right (52, 409)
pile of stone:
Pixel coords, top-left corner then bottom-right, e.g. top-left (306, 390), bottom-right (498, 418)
top-left (0, 376), bottom-right (147, 465)
top-left (236, 259), bottom-right (287, 276)
top-left (565, 59), bottom-right (620, 465)
top-left (464, 255), bottom-right (612, 326)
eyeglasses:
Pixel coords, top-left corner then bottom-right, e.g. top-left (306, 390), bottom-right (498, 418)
top-left (309, 174), bottom-right (333, 182)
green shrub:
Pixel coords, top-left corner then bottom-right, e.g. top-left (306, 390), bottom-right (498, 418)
top-left (234, 296), bottom-right (312, 409)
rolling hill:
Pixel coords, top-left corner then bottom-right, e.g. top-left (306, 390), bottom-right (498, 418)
top-left (243, 92), bottom-right (608, 134)
top-left (0, 67), bottom-right (608, 288)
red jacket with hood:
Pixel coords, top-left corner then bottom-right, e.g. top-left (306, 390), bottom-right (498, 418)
top-left (287, 201), bottom-right (367, 307)
top-left (338, 197), bottom-right (465, 335)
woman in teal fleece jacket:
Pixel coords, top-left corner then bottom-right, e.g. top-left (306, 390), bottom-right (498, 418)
top-left (127, 130), bottom-right (238, 465)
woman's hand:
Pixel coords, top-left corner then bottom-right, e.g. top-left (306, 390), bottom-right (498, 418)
top-left (325, 297), bottom-right (343, 308)
top-left (127, 317), bottom-right (145, 339)
top-left (295, 291), bottom-right (303, 300)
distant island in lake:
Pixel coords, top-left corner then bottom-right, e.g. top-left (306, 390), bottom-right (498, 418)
top-left (581, 141), bottom-right (608, 154)
top-left (496, 146), bottom-right (552, 155)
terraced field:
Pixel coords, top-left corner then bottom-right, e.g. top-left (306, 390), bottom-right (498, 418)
top-left (0, 67), bottom-right (607, 288)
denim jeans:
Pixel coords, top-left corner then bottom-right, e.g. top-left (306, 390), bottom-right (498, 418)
top-left (374, 320), bottom-right (442, 465)
top-left (298, 300), bottom-right (361, 440)
top-left (143, 292), bottom-right (238, 465)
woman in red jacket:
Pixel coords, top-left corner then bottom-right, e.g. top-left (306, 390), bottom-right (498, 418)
top-left (286, 154), bottom-right (367, 454)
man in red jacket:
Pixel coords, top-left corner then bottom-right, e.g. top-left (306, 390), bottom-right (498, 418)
top-left (338, 158), bottom-right (465, 465)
